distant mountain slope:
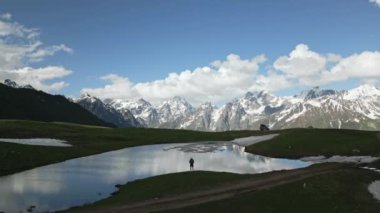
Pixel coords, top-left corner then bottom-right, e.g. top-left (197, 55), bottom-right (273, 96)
top-left (0, 82), bottom-right (113, 127)
top-left (108, 98), bottom-right (159, 127)
top-left (157, 96), bottom-right (195, 129)
top-left (75, 93), bottom-right (140, 127)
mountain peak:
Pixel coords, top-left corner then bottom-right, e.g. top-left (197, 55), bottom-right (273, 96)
top-left (199, 102), bottom-right (214, 110)
top-left (23, 84), bottom-right (34, 89)
top-left (171, 96), bottom-right (186, 102)
top-left (137, 98), bottom-right (152, 106)
top-left (298, 86), bottom-right (336, 100)
top-left (78, 93), bottom-right (100, 103)
top-left (353, 84), bottom-right (379, 92)
top-left (4, 79), bottom-right (18, 88)
top-left (159, 96), bottom-right (194, 122)
top-left (244, 91), bottom-right (255, 98)
top-left (80, 92), bottom-right (92, 98)
top-left (243, 90), bottom-right (270, 100)
top-left (163, 96), bottom-right (193, 108)
top-left (312, 86), bottom-right (320, 90)
top-left (257, 90), bottom-right (269, 97)
top-left (3, 79), bottom-right (35, 90)
top-left (343, 84), bottom-right (380, 100)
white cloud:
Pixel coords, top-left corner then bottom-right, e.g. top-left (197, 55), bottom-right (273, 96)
top-left (0, 16), bottom-right (38, 38)
top-left (370, 0), bottom-right (380, 7)
top-left (0, 66), bottom-right (72, 91)
top-left (28, 44), bottom-right (72, 62)
top-left (326, 51), bottom-right (380, 82)
top-left (274, 44), bottom-right (380, 87)
top-left (82, 54), bottom-right (293, 105)
top-left (254, 71), bottom-right (294, 92)
top-left (0, 13), bottom-right (12, 20)
top-left (83, 44), bottom-right (380, 106)
top-left (0, 13), bottom-right (72, 91)
top-left (273, 44), bottom-right (327, 85)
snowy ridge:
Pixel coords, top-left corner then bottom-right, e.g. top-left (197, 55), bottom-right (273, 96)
top-left (158, 96), bottom-right (195, 126)
top-left (108, 98), bottom-right (159, 127)
top-left (73, 84), bottom-right (380, 131)
top-left (342, 84), bottom-right (380, 100)
top-left (75, 94), bottom-right (141, 127)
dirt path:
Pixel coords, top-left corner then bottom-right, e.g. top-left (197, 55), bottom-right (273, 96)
top-left (86, 164), bottom-right (344, 213)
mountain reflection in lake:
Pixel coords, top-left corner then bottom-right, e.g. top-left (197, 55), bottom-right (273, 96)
top-left (0, 142), bottom-right (311, 212)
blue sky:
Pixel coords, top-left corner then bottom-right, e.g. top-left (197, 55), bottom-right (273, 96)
top-left (0, 0), bottom-right (380, 105)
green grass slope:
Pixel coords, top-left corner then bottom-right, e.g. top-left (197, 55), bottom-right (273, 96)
top-left (174, 168), bottom-right (380, 213)
top-left (65, 171), bottom-right (255, 212)
top-left (246, 128), bottom-right (380, 158)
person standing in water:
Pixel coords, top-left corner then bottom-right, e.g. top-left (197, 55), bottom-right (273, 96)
top-left (189, 158), bottom-right (194, 171)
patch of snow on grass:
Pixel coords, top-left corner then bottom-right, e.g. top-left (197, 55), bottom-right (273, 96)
top-left (232, 134), bottom-right (279, 146)
top-left (369, 181), bottom-right (380, 201)
top-left (361, 167), bottom-right (380, 173)
top-left (300, 155), bottom-right (379, 164)
top-left (0, 138), bottom-right (71, 147)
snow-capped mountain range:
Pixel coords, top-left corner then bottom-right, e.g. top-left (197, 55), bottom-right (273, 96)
top-left (76, 93), bottom-right (140, 127)
top-left (75, 84), bottom-right (380, 131)
top-left (2, 79), bottom-right (379, 131)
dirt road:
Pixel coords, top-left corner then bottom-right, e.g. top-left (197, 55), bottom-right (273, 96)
top-left (85, 164), bottom-right (344, 213)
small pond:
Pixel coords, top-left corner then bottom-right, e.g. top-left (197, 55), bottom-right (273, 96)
top-left (0, 141), bottom-right (311, 212)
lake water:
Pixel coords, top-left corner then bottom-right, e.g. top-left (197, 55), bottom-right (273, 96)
top-left (0, 141), bottom-right (311, 212)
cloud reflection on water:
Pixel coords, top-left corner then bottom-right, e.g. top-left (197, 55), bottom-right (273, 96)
top-left (0, 142), bottom-right (310, 212)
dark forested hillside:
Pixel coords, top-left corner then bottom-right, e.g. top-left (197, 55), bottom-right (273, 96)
top-left (0, 83), bottom-right (113, 127)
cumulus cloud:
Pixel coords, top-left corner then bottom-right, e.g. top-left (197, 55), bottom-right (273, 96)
top-left (273, 44), bottom-right (329, 85)
top-left (274, 44), bottom-right (380, 87)
top-left (83, 43), bottom-right (380, 105)
top-left (370, 0), bottom-right (380, 7)
top-left (0, 66), bottom-right (72, 91)
top-left (254, 71), bottom-right (293, 92)
top-left (82, 54), bottom-right (293, 105)
top-left (325, 51), bottom-right (380, 82)
top-left (0, 13), bottom-right (72, 91)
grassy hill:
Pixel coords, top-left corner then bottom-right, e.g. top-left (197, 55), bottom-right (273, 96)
top-left (0, 84), bottom-right (112, 127)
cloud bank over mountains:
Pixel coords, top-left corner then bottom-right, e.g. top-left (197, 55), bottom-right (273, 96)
top-left (0, 13), bottom-right (72, 91)
top-left (83, 44), bottom-right (380, 105)
top-left (273, 44), bottom-right (380, 87)
top-left (82, 54), bottom-right (292, 105)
